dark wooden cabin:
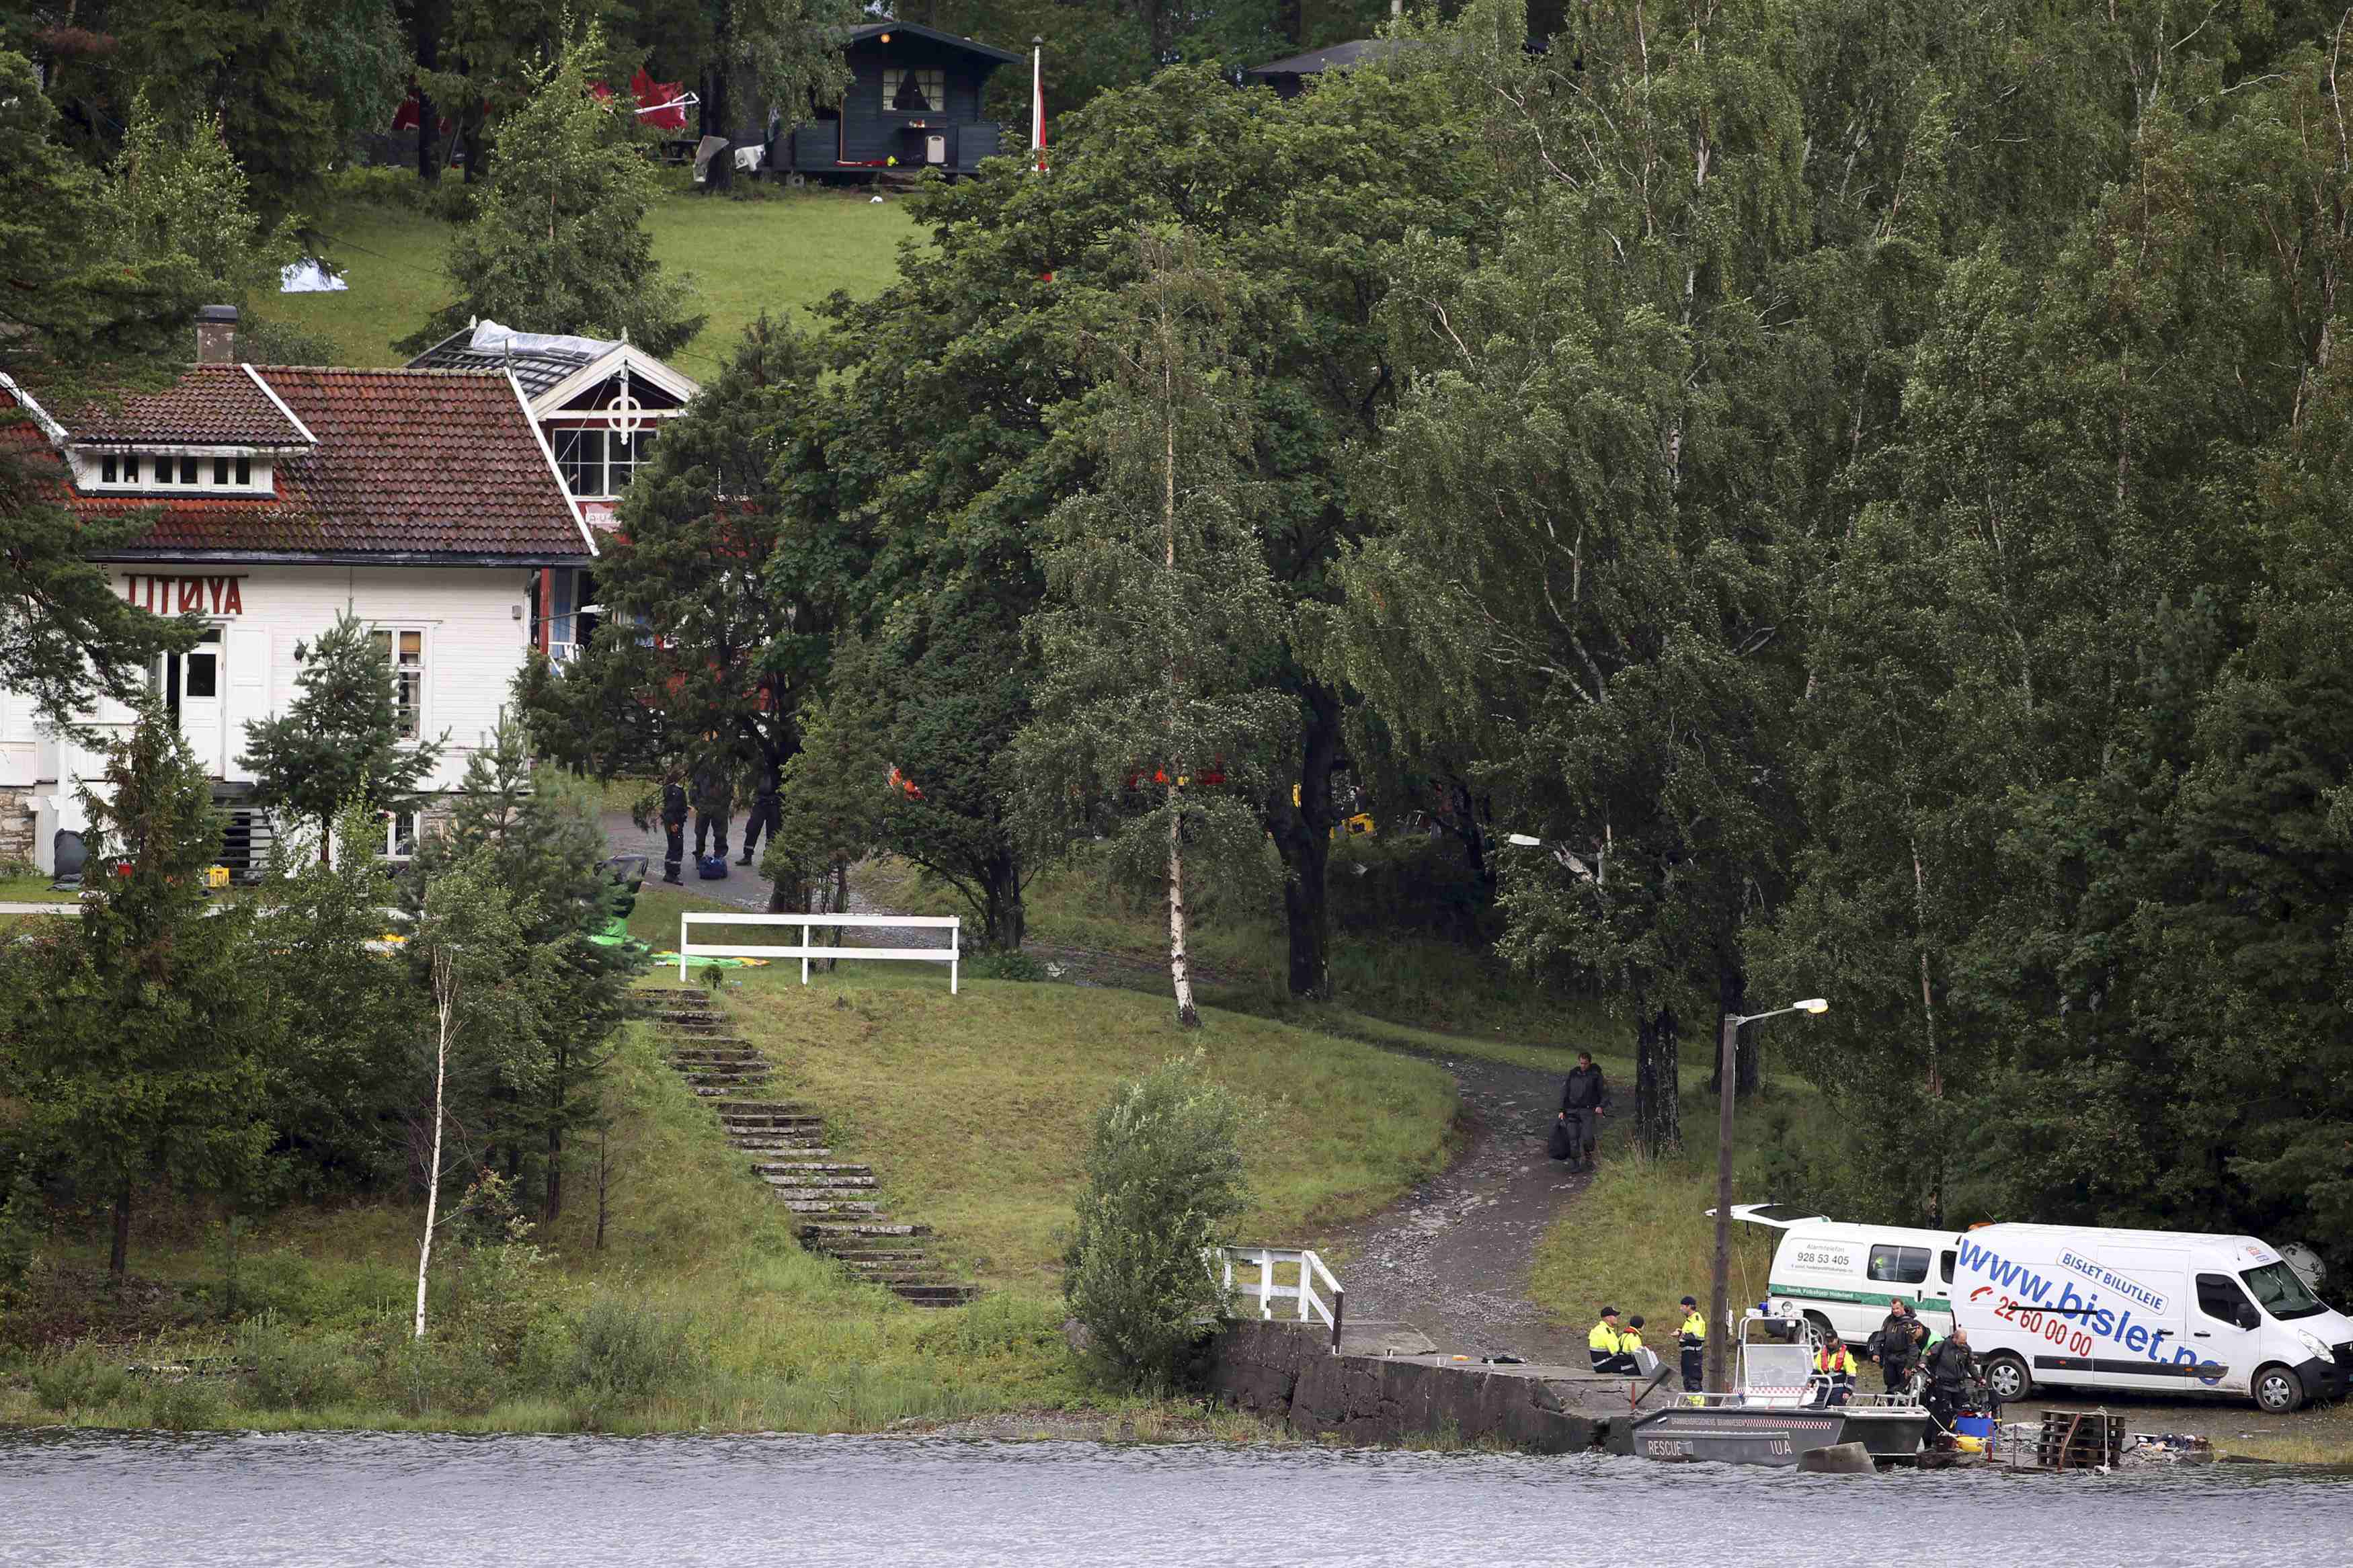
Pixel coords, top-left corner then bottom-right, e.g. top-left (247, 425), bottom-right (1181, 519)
top-left (777, 20), bottom-right (1021, 179)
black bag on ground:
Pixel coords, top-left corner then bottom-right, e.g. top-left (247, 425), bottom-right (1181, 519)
top-left (1547, 1118), bottom-right (1574, 1161)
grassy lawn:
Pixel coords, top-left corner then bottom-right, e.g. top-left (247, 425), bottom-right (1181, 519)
top-left (255, 185), bottom-right (920, 374)
top-left (713, 961), bottom-right (1458, 1294)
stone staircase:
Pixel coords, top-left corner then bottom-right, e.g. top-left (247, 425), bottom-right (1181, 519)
top-left (637, 987), bottom-right (978, 1309)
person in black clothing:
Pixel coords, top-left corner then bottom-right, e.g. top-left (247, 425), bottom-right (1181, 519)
top-left (1556, 1052), bottom-right (1611, 1171)
top-left (1921, 1327), bottom-right (1977, 1437)
top-left (660, 770), bottom-right (688, 884)
top-left (737, 770), bottom-right (780, 867)
top-left (1870, 1299), bottom-right (1924, 1395)
top-left (692, 759), bottom-right (733, 868)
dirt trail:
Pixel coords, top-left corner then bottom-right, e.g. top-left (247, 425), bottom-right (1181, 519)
top-left (1322, 1053), bottom-right (1593, 1365)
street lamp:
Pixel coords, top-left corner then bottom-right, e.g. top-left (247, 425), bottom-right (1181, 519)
top-left (1704, 997), bottom-right (1828, 1393)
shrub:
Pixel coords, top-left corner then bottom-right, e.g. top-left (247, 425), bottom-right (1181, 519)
top-left (918, 1292), bottom-right (1062, 1360)
top-left (30, 1348), bottom-right (130, 1413)
top-left (1064, 1053), bottom-right (1254, 1390)
top-left (147, 1375), bottom-right (227, 1431)
top-left (235, 1315), bottom-right (354, 1411)
top-left (973, 950), bottom-right (1047, 983)
top-left (378, 1332), bottom-right (504, 1417)
top-left (564, 1296), bottom-right (698, 1401)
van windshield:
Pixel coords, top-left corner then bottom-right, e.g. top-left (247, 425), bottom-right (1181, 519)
top-left (2240, 1262), bottom-right (2329, 1321)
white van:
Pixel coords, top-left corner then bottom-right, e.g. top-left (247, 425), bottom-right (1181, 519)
top-left (1950, 1223), bottom-right (2353, 1412)
top-left (1728, 1205), bottom-right (1963, 1350)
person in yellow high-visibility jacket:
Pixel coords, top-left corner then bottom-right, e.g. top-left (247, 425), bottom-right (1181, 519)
top-left (1588, 1307), bottom-right (1636, 1374)
top-left (1676, 1295), bottom-right (1707, 1392)
top-left (1811, 1340), bottom-right (1860, 1407)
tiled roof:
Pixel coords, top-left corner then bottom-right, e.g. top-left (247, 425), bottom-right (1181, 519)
top-left (407, 329), bottom-right (605, 400)
top-left (59, 362), bottom-right (311, 447)
top-left (5, 368), bottom-right (588, 561)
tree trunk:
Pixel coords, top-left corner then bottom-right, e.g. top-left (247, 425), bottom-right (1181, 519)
top-left (543, 1112), bottom-right (563, 1227)
top-left (982, 848), bottom-right (1025, 950)
top-left (701, 61), bottom-right (733, 192)
top-left (460, 109), bottom-right (485, 185)
top-left (1168, 780), bottom-right (1199, 1028)
top-left (1269, 682), bottom-right (1341, 1000)
top-left (1277, 0), bottom-right (1303, 46)
top-left (594, 1126), bottom-right (611, 1251)
top-left (109, 1183), bottom-right (132, 1280)
top-left (1709, 963), bottom-right (1761, 1098)
top-left (415, 22), bottom-right (439, 184)
top-left (1634, 1002), bottom-right (1681, 1155)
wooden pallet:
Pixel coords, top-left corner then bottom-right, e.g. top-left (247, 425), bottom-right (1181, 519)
top-left (2034, 1409), bottom-right (2125, 1471)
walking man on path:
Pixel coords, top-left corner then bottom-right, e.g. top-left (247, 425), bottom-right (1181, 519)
top-left (1556, 1052), bottom-right (1611, 1172)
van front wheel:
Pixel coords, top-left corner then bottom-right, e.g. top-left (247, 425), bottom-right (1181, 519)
top-left (2253, 1365), bottom-right (2305, 1414)
top-left (1983, 1352), bottom-right (2032, 1402)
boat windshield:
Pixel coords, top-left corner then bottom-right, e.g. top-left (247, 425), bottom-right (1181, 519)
top-left (2241, 1262), bottom-right (2330, 1321)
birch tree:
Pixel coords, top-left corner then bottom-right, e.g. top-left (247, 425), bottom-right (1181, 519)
top-left (407, 853), bottom-right (533, 1338)
top-left (1012, 229), bottom-right (1291, 1027)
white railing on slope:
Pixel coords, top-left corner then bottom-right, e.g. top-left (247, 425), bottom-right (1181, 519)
top-left (677, 911), bottom-right (961, 992)
top-left (1218, 1246), bottom-right (1345, 1354)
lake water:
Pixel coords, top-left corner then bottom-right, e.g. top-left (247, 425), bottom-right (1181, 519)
top-left (1, 1430), bottom-right (2343, 1566)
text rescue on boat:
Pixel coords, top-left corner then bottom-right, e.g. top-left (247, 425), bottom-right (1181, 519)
top-left (120, 575), bottom-right (247, 615)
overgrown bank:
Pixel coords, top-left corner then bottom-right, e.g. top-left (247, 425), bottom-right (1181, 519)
top-left (1, 971), bottom-right (1453, 1434)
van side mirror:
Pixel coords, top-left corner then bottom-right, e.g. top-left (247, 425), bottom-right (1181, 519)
top-left (2236, 1305), bottom-right (2261, 1331)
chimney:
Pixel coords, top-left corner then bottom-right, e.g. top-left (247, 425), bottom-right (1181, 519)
top-left (195, 304), bottom-right (239, 365)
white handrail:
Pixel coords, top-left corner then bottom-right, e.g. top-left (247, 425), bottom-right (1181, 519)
top-left (678, 911), bottom-right (961, 991)
top-left (1216, 1245), bottom-right (1345, 1354)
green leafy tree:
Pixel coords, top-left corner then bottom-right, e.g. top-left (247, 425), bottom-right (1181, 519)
top-left (520, 318), bottom-right (865, 913)
top-left (249, 799), bottom-right (427, 1193)
top-left (100, 97), bottom-right (301, 316)
top-left (0, 48), bottom-right (205, 726)
top-left (1064, 1053), bottom-right (1253, 1390)
top-left (399, 24), bottom-right (705, 355)
top-left (407, 716), bottom-right (633, 1223)
top-left (239, 610), bottom-right (447, 858)
top-left (1012, 230), bottom-right (1293, 1027)
top-left (4, 709), bottom-right (278, 1279)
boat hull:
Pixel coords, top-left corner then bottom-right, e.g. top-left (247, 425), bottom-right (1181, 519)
top-left (1628, 1406), bottom-right (1931, 1467)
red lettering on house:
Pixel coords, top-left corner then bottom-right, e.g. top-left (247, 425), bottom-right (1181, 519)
top-left (179, 577), bottom-right (203, 614)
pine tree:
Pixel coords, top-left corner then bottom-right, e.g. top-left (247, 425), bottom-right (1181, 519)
top-left (238, 610), bottom-right (446, 858)
top-left (398, 23), bottom-right (705, 355)
top-left (4, 708), bottom-right (278, 1279)
top-left (0, 48), bottom-right (207, 725)
top-left (1012, 229), bottom-right (1293, 1028)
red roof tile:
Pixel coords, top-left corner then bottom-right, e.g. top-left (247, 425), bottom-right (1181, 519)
top-left (60, 363), bottom-right (310, 447)
top-left (5, 368), bottom-right (588, 561)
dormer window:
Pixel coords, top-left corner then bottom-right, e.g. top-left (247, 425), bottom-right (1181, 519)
top-left (81, 449), bottom-right (272, 495)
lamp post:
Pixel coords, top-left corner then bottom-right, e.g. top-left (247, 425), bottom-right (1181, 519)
top-left (1703, 997), bottom-right (1827, 1393)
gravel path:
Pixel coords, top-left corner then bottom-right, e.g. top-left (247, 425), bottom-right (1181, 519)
top-left (1322, 1053), bottom-right (1595, 1365)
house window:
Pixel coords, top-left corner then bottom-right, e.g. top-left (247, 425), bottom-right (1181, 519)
top-left (370, 627), bottom-right (425, 739)
top-left (179, 455), bottom-right (198, 485)
top-left (553, 427), bottom-right (653, 499)
top-left (383, 809), bottom-right (418, 862)
top-left (884, 68), bottom-right (945, 112)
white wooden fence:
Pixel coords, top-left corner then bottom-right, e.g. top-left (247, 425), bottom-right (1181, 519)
top-left (1218, 1246), bottom-right (1345, 1354)
top-left (676, 911), bottom-right (962, 991)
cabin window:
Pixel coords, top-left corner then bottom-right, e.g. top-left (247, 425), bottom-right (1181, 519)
top-left (383, 809), bottom-right (418, 862)
top-left (2196, 1274), bottom-right (2254, 1325)
top-left (1940, 1250), bottom-right (1955, 1284)
top-left (1867, 1244), bottom-right (1930, 1285)
top-left (370, 627), bottom-right (426, 739)
top-left (212, 454), bottom-right (251, 487)
top-left (884, 68), bottom-right (945, 112)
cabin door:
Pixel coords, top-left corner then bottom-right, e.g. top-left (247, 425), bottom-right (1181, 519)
top-left (154, 625), bottom-right (226, 775)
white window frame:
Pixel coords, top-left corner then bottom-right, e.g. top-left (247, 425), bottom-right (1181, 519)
top-left (80, 448), bottom-right (271, 495)
top-left (368, 624), bottom-right (429, 743)
top-left (383, 808), bottom-right (419, 863)
top-left (550, 426), bottom-right (652, 501)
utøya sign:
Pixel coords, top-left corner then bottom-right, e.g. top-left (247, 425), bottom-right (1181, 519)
top-left (121, 575), bottom-right (246, 615)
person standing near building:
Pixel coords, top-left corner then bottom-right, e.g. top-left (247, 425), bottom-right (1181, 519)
top-left (660, 768), bottom-right (688, 884)
top-left (1676, 1295), bottom-right (1706, 1393)
top-left (1555, 1052), bottom-right (1611, 1172)
top-left (737, 768), bottom-right (780, 868)
top-left (1588, 1307), bottom-right (1634, 1374)
top-left (692, 755), bottom-right (733, 870)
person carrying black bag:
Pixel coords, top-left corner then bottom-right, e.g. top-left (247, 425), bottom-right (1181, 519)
top-left (1555, 1052), bottom-right (1612, 1172)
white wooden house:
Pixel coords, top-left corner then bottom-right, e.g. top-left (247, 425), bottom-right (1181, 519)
top-left (407, 321), bottom-right (701, 662)
top-left (0, 307), bottom-right (596, 875)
